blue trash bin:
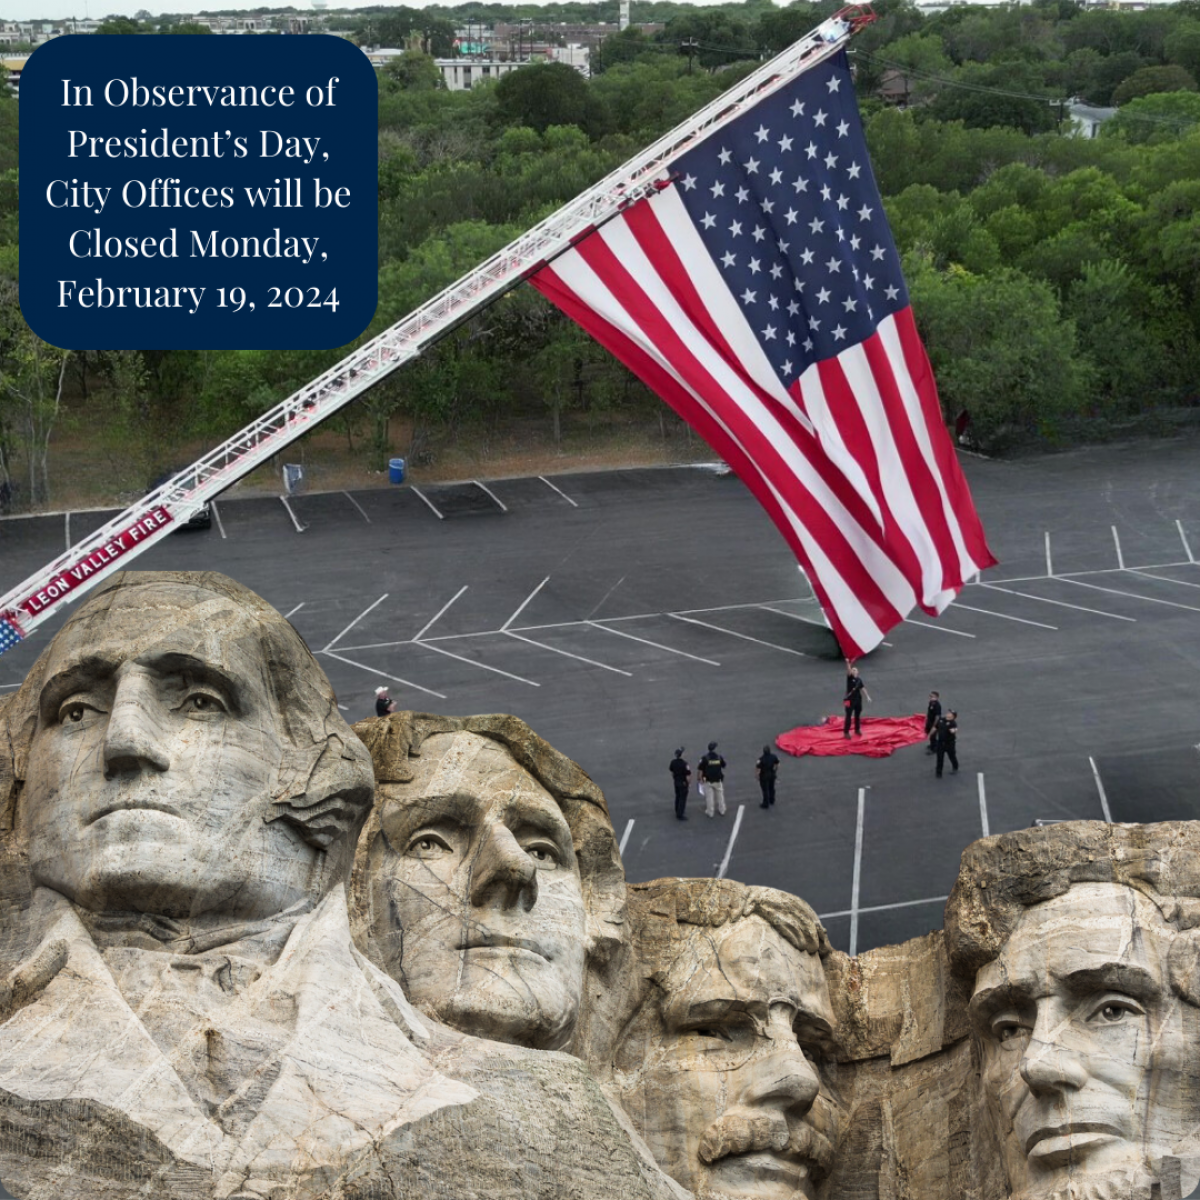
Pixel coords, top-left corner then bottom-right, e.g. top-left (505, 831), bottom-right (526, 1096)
top-left (388, 457), bottom-right (406, 485)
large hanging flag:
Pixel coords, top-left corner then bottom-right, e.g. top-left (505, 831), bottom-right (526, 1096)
top-left (531, 49), bottom-right (996, 658)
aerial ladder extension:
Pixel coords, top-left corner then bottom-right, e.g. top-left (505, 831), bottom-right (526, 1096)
top-left (0, 8), bottom-right (873, 657)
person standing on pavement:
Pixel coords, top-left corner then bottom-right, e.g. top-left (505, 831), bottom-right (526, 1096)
top-left (934, 710), bottom-right (959, 778)
top-left (698, 743), bottom-right (727, 817)
top-left (375, 686), bottom-right (396, 717)
top-left (924, 691), bottom-right (942, 754)
top-left (669, 748), bottom-right (691, 821)
top-left (843, 664), bottom-right (870, 738)
top-left (755, 745), bottom-right (780, 809)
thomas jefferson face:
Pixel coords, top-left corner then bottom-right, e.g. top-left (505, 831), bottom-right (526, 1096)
top-left (20, 583), bottom-right (320, 921)
top-left (613, 916), bottom-right (840, 1200)
top-left (371, 730), bottom-right (587, 1050)
top-left (970, 884), bottom-right (1200, 1200)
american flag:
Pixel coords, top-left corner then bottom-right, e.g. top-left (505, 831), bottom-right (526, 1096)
top-left (0, 612), bottom-right (24, 654)
top-left (531, 47), bottom-right (996, 657)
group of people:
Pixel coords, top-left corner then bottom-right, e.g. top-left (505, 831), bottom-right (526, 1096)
top-left (923, 688), bottom-right (959, 777)
top-left (669, 743), bottom-right (780, 819)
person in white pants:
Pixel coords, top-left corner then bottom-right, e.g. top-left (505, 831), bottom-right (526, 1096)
top-left (697, 742), bottom-right (727, 817)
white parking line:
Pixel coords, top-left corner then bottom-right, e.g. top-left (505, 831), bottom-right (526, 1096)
top-left (318, 649), bottom-right (447, 699)
top-left (472, 480), bottom-right (508, 513)
top-left (419, 641), bottom-right (540, 686)
top-left (977, 559), bottom-right (1193, 586)
top-left (1089, 756), bottom-right (1113, 823)
top-left (1127, 569), bottom-right (1200, 591)
top-left (1045, 530), bottom-right (1054, 577)
top-left (211, 501), bottom-right (227, 539)
top-left (820, 895), bottom-right (948, 921)
top-left (978, 772), bottom-right (989, 837)
top-left (619, 819), bottom-right (635, 857)
top-left (586, 576), bottom-right (626, 620)
top-left (848, 788), bottom-right (866, 957)
top-left (503, 630), bottom-right (632, 676)
top-left (903, 617), bottom-right (976, 638)
top-left (324, 593), bottom-right (389, 652)
top-left (588, 620), bottom-right (721, 666)
top-left (1112, 526), bottom-right (1125, 570)
top-left (503, 578), bottom-right (550, 631)
top-left (284, 602), bottom-right (305, 619)
top-left (1058, 576), bottom-right (1200, 614)
top-left (343, 491), bottom-right (371, 523)
top-left (280, 496), bottom-right (306, 533)
top-left (979, 582), bottom-right (1136, 622)
top-left (414, 586), bottom-right (468, 641)
top-left (1179, 519), bottom-right (1195, 563)
top-left (64, 511), bottom-right (70, 551)
top-left (411, 487), bottom-right (444, 520)
top-left (950, 602), bottom-right (1057, 630)
top-left (716, 806), bottom-right (745, 881)
top-left (668, 613), bottom-right (809, 657)
top-left (539, 476), bottom-right (579, 507)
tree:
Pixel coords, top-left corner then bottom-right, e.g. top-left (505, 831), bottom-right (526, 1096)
top-left (1111, 64), bottom-right (1197, 107)
top-left (94, 17), bottom-right (142, 34)
top-left (384, 49), bottom-right (443, 91)
top-left (160, 23), bottom-right (212, 34)
top-left (1104, 91), bottom-right (1200, 143)
top-left (494, 62), bottom-right (590, 133)
top-left (923, 62), bottom-right (1058, 135)
top-left (1165, 18), bottom-right (1200, 81)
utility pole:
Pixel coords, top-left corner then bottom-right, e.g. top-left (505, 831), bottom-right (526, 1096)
top-left (682, 37), bottom-right (698, 74)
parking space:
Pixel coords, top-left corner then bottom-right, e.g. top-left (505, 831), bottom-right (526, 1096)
top-left (2, 439), bottom-right (1199, 954)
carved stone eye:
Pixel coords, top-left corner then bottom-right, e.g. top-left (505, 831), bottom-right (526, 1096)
top-left (1098, 1004), bottom-right (1127, 1023)
top-left (63, 704), bottom-right (86, 723)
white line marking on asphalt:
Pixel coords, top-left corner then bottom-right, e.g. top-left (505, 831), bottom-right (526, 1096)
top-left (668, 613), bottom-right (808, 656)
top-left (1179, 519), bottom-right (1195, 563)
top-left (972, 559), bottom-right (1194, 586)
top-left (0, 683), bottom-right (19, 690)
top-left (588, 620), bottom-right (721, 665)
top-left (675, 597), bottom-right (816, 617)
top-left (951, 602), bottom-right (1057, 630)
top-left (280, 496), bottom-right (305, 533)
top-left (284, 602), bottom-right (305, 619)
top-left (324, 594), bottom-right (389, 652)
top-left (979, 582), bottom-right (1136, 622)
top-left (343, 491), bottom-right (371, 523)
top-left (211, 501), bottom-right (227, 539)
top-left (539, 476), bottom-right (578, 507)
top-left (419, 640), bottom-right (540, 686)
top-left (503, 578), bottom-right (550, 631)
top-left (978, 773), bottom-right (989, 838)
top-left (318, 649), bottom-right (447, 699)
top-left (64, 511), bottom-right (70, 551)
top-left (411, 487), bottom-right (444, 520)
top-left (414, 586), bottom-right (468, 642)
top-left (503, 630), bottom-right (633, 675)
top-left (1112, 526), bottom-right (1125, 569)
top-left (849, 788), bottom-right (866, 957)
top-left (619, 819), bottom-right (635, 857)
top-left (1127, 569), bottom-right (1200, 591)
top-left (1058, 576), bottom-right (1200, 614)
top-left (716, 806), bottom-right (745, 881)
top-left (1090, 755), bottom-right (1113, 823)
top-left (586, 576), bottom-right (626, 620)
top-left (821, 895), bottom-right (949, 921)
top-left (1045, 531), bottom-right (1054, 577)
top-left (473, 480), bottom-right (508, 513)
top-left (904, 617), bottom-right (976, 638)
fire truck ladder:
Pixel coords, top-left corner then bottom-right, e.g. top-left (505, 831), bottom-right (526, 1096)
top-left (0, 8), bottom-right (872, 656)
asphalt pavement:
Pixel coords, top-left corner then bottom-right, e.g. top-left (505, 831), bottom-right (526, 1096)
top-left (3, 437), bottom-right (1198, 955)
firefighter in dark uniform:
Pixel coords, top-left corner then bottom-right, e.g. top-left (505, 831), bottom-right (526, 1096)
top-left (756, 745), bottom-right (780, 809)
top-left (669, 748), bottom-right (691, 820)
top-left (843, 664), bottom-right (870, 737)
top-left (934, 710), bottom-right (959, 778)
top-left (924, 691), bottom-right (942, 754)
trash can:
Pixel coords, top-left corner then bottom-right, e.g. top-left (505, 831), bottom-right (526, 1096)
top-left (388, 457), bottom-right (406, 485)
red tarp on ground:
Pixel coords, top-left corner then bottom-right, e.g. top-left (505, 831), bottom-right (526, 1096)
top-left (777, 714), bottom-right (927, 758)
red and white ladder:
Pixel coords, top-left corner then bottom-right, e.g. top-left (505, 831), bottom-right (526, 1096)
top-left (0, 9), bottom-right (871, 656)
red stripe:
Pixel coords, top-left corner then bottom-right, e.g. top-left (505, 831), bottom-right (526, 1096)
top-left (814, 354), bottom-right (927, 606)
top-left (894, 309), bottom-right (997, 571)
top-left (625, 200), bottom-right (887, 548)
top-left (859, 332), bottom-right (962, 601)
top-left (532, 262), bottom-right (877, 656)
top-left (563, 228), bottom-right (906, 636)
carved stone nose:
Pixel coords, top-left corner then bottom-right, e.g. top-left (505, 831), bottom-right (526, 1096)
top-left (469, 822), bottom-right (538, 910)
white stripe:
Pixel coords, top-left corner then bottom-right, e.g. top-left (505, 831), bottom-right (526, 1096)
top-left (1089, 756), bottom-right (1113, 823)
top-left (849, 788), bottom-right (866, 957)
top-left (552, 229), bottom-right (903, 652)
top-left (619, 819), bottom-right (635, 857)
top-left (716, 806), bottom-right (745, 880)
top-left (978, 773), bottom-right (989, 837)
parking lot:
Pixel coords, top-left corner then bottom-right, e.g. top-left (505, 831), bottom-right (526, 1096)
top-left (3, 437), bottom-right (1198, 955)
